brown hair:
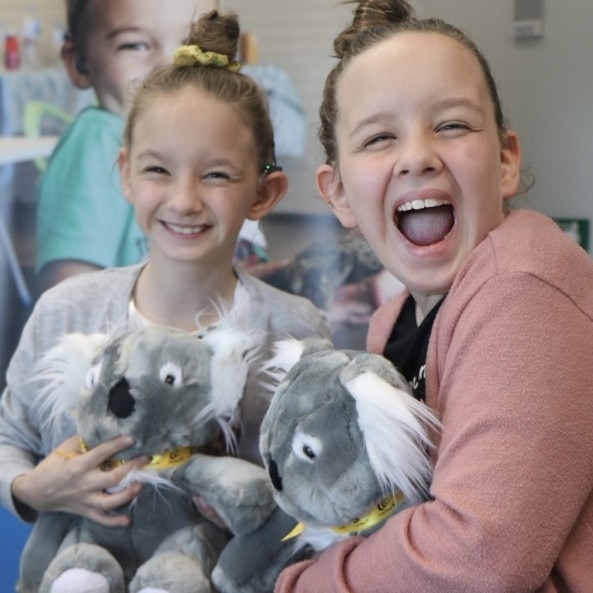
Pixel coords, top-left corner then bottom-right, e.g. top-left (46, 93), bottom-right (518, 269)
top-left (64, 0), bottom-right (93, 73)
top-left (65, 0), bottom-right (90, 40)
top-left (319, 0), bottom-right (508, 165)
top-left (123, 9), bottom-right (278, 169)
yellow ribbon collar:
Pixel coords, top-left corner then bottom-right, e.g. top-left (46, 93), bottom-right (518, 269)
top-left (79, 438), bottom-right (197, 470)
top-left (282, 491), bottom-right (406, 541)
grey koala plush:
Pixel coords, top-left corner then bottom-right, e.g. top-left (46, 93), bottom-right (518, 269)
top-left (258, 338), bottom-right (439, 552)
top-left (18, 324), bottom-right (296, 593)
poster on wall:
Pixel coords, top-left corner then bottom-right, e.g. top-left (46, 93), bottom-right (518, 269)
top-left (255, 213), bottom-right (404, 349)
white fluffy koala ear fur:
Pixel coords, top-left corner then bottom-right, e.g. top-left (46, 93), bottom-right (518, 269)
top-left (345, 371), bottom-right (439, 502)
top-left (262, 338), bottom-right (306, 383)
top-left (263, 337), bottom-right (335, 384)
top-left (200, 327), bottom-right (262, 448)
top-left (32, 332), bottom-right (109, 433)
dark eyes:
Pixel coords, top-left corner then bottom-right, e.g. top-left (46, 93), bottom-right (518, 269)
top-left (292, 431), bottom-right (322, 463)
top-left (144, 166), bottom-right (168, 175)
top-left (437, 121), bottom-right (470, 132)
top-left (159, 362), bottom-right (183, 387)
top-left (118, 41), bottom-right (151, 52)
top-left (205, 171), bottom-right (231, 180)
top-left (302, 445), bottom-right (316, 460)
top-left (364, 133), bottom-right (394, 147)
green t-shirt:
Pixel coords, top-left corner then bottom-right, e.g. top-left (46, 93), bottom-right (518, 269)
top-left (36, 107), bottom-right (149, 273)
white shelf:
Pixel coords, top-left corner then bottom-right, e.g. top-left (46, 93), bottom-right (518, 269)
top-left (0, 135), bottom-right (57, 165)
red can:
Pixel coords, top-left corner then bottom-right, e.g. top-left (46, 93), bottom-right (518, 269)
top-left (4, 35), bottom-right (21, 70)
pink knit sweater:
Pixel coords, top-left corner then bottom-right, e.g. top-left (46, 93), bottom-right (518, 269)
top-left (275, 209), bottom-right (593, 593)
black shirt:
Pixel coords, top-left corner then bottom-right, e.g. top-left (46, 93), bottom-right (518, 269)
top-left (383, 295), bottom-right (444, 401)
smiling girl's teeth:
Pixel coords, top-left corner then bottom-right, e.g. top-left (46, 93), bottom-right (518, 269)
top-left (166, 223), bottom-right (203, 234)
top-left (397, 198), bottom-right (449, 212)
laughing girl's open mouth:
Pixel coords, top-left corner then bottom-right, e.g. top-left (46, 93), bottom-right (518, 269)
top-left (396, 199), bottom-right (454, 246)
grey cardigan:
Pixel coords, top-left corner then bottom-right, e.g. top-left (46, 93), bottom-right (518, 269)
top-left (0, 264), bottom-right (329, 517)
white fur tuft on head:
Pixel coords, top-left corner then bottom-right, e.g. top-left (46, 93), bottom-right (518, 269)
top-left (346, 371), bottom-right (439, 501)
top-left (261, 338), bottom-right (305, 384)
top-left (33, 333), bottom-right (109, 433)
top-left (199, 327), bottom-right (262, 449)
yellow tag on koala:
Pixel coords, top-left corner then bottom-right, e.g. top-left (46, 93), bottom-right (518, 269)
top-left (101, 446), bottom-right (197, 470)
top-left (331, 491), bottom-right (406, 535)
top-left (79, 438), bottom-right (197, 470)
top-left (281, 521), bottom-right (305, 541)
top-left (281, 491), bottom-right (406, 541)
top-left (144, 446), bottom-right (197, 469)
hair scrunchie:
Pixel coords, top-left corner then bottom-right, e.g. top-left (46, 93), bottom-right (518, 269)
top-left (173, 44), bottom-right (241, 72)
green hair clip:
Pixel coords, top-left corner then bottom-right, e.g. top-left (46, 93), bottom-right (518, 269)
top-left (262, 163), bottom-right (283, 175)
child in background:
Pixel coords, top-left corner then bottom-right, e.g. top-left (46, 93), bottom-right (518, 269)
top-left (35, 0), bottom-right (218, 294)
top-left (276, 1), bottom-right (593, 592)
top-left (1, 9), bottom-right (329, 592)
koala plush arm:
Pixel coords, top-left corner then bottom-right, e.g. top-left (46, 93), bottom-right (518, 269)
top-left (172, 454), bottom-right (277, 536)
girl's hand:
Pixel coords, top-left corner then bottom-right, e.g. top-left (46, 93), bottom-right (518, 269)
top-left (11, 435), bottom-right (149, 527)
top-left (193, 494), bottom-right (229, 530)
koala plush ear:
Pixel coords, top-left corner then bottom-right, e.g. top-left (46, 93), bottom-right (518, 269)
top-left (264, 337), bottom-right (335, 383)
top-left (33, 333), bottom-right (109, 432)
top-left (344, 370), bottom-right (438, 502)
top-left (200, 327), bottom-right (262, 447)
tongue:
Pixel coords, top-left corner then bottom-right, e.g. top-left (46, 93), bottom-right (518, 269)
top-left (398, 205), bottom-right (454, 246)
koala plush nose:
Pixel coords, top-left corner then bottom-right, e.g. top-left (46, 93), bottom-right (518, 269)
top-left (267, 456), bottom-right (283, 492)
top-left (108, 377), bottom-right (136, 418)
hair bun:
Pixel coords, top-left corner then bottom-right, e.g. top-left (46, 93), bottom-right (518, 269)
top-left (334, 0), bottom-right (415, 58)
top-left (183, 9), bottom-right (240, 64)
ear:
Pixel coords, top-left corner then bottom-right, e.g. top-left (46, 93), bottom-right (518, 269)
top-left (262, 338), bottom-right (306, 382)
top-left (200, 327), bottom-right (262, 450)
top-left (316, 163), bottom-right (358, 229)
top-left (32, 333), bottom-right (109, 433)
top-left (345, 371), bottom-right (437, 501)
top-left (500, 129), bottom-right (521, 200)
top-left (118, 147), bottom-right (133, 205)
top-left (60, 38), bottom-right (92, 90)
top-left (247, 170), bottom-right (289, 221)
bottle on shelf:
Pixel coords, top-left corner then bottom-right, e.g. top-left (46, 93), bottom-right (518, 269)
top-left (4, 33), bottom-right (21, 71)
top-left (22, 4), bottom-right (42, 69)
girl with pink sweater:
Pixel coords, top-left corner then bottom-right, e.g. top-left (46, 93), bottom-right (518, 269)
top-left (275, 1), bottom-right (593, 592)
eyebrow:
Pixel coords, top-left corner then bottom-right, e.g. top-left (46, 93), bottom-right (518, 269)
top-left (135, 149), bottom-right (165, 161)
top-left (106, 26), bottom-right (145, 41)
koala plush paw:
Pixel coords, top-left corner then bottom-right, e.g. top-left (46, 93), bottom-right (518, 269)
top-left (49, 568), bottom-right (110, 593)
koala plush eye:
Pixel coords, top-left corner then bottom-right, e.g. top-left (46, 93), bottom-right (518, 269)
top-left (292, 430), bottom-right (322, 463)
top-left (159, 362), bottom-right (183, 387)
top-left (85, 361), bottom-right (102, 389)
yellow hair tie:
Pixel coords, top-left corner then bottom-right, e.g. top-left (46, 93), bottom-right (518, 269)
top-left (173, 44), bottom-right (241, 72)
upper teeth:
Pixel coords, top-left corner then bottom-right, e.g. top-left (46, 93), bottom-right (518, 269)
top-left (166, 223), bottom-right (204, 234)
top-left (397, 198), bottom-right (449, 212)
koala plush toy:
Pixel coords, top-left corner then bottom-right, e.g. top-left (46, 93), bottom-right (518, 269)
top-left (258, 338), bottom-right (439, 553)
top-left (18, 324), bottom-right (297, 593)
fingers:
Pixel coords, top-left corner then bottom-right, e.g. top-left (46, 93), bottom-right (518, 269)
top-left (193, 495), bottom-right (228, 530)
top-left (82, 435), bottom-right (136, 466)
top-left (53, 434), bottom-right (84, 459)
top-left (86, 481), bottom-right (144, 527)
top-left (42, 435), bottom-right (149, 524)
